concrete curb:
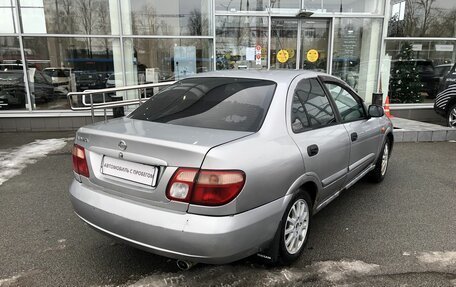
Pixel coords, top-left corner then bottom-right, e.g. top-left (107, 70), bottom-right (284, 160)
top-left (391, 118), bottom-right (456, 142)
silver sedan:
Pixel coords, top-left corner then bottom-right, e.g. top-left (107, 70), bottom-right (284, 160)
top-left (69, 70), bottom-right (393, 267)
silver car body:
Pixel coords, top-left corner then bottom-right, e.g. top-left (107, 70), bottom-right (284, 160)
top-left (69, 70), bottom-right (393, 264)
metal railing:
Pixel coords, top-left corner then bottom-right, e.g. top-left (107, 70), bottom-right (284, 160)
top-left (67, 81), bottom-right (176, 123)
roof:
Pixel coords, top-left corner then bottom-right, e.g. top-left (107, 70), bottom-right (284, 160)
top-left (190, 70), bottom-right (327, 85)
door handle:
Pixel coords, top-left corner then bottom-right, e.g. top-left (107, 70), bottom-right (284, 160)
top-left (351, 132), bottom-right (358, 142)
top-left (307, 144), bottom-right (319, 157)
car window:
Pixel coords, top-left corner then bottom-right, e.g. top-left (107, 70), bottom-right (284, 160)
top-left (129, 77), bottom-right (276, 132)
top-left (292, 78), bottom-right (336, 131)
top-left (34, 72), bottom-right (47, 84)
top-left (291, 94), bottom-right (311, 133)
top-left (325, 82), bottom-right (366, 122)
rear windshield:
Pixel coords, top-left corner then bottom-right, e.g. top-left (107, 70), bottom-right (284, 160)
top-left (129, 77), bottom-right (276, 132)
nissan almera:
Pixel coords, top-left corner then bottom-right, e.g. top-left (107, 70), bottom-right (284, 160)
top-left (70, 70), bottom-right (393, 266)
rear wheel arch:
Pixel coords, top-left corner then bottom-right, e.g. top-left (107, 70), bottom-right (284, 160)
top-left (300, 181), bottom-right (318, 206)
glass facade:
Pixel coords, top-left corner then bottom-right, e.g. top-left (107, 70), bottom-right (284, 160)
top-left (6, 0), bottom-right (454, 115)
top-left (383, 0), bottom-right (456, 103)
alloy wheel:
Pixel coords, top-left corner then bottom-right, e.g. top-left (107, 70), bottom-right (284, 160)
top-left (284, 199), bottom-right (309, 254)
top-left (449, 107), bottom-right (456, 128)
top-left (381, 143), bottom-right (389, 176)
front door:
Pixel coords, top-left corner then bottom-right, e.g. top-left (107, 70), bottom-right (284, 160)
top-left (271, 18), bottom-right (331, 72)
top-left (322, 79), bottom-right (383, 184)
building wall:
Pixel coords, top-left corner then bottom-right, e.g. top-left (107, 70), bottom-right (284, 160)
top-left (1, 0), bottom-right (455, 130)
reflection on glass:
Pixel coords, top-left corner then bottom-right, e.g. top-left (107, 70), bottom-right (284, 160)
top-left (0, 5), bottom-right (16, 33)
top-left (123, 38), bottom-right (213, 85)
top-left (388, 0), bottom-right (456, 37)
top-left (271, 19), bottom-right (297, 69)
top-left (384, 40), bottom-right (455, 102)
top-left (216, 16), bottom-right (268, 70)
top-left (301, 20), bottom-right (330, 72)
top-left (123, 0), bottom-right (212, 36)
top-left (19, 0), bottom-right (112, 34)
top-left (215, 0), bottom-right (268, 11)
top-left (314, 0), bottom-right (383, 13)
top-left (22, 37), bottom-right (117, 110)
top-left (332, 18), bottom-right (382, 100)
top-left (0, 37), bottom-right (27, 110)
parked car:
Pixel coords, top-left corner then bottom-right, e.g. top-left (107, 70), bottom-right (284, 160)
top-left (0, 69), bottom-right (54, 109)
top-left (75, 71), bottom-right (107, 92)
top-left (43, 67), bottom-right (73, 96)
top-left (439, 63), bottom-right (456, 91)
top-left (434, 83), bottom-right (456, 128)
top-left (69, 70), bottom-right (393, 267)
top-left (434, 63), bottom-right (453, 93)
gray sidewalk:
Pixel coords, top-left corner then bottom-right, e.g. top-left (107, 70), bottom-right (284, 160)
top-left (391, 117), bottom-right (456, 142)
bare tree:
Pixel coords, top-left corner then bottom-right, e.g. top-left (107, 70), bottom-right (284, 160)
top-left (416, 0), bottom-right (437, 36)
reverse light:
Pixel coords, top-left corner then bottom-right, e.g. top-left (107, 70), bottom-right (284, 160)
top-left (72, 144), bottom-right (90, 178)
top-left (166, 168), bottom-right (245, 206)
top-left (166, 168), bottom-right (198, 202)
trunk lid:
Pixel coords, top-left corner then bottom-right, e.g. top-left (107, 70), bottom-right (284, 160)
top-left (76, 117), bottom-right (252, 211)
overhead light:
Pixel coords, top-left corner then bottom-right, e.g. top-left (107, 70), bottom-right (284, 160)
top-left (296, 9), bottom-right (314, 18)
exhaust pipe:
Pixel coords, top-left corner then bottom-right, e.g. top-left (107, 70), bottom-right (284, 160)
top-left (176, 260), bottom-right (197, 271)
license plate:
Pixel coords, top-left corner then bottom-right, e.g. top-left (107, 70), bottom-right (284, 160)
top-left (101, 156), bottom-right (157, 186)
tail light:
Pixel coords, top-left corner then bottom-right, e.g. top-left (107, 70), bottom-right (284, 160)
top-left (72, 144), bottom-right (90, 178)
top-left (167, 168), bottom-right (245, 206)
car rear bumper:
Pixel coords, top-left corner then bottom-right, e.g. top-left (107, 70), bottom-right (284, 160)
top-left (69, 180), bottom-right (288, 264)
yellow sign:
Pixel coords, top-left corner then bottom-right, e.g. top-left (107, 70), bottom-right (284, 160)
top-left (306, 49), bottom-right (319, 63)
top-left (286, 49), bottom-right (295, 59)
top-left (277, 49), bottom-right (289, 63)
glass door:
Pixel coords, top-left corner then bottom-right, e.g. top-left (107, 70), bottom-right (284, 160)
top-left (270, 18), bottom-right (331, 72)
top-left (270, 18), bottom-right (298, 69)
top-left (300, 19), bottom-right (331, 72)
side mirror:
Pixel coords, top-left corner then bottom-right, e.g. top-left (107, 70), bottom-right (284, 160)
top-left (368, 105), bottom-right (384, 118)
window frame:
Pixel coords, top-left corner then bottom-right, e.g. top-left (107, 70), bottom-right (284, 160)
top-left (319, 76), bottom-right (368, 124)
top-left (289, 76), bottom-right (340, 134)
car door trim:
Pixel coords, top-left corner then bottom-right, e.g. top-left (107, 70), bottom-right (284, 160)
top-left (348, 152), bottom-right (375, 172)
top-left (321, 168), bottom-right (347, 187)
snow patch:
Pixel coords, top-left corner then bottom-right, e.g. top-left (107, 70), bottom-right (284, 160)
top-left (417, 251), bottom-right (456, 268)
top-left (0, 274), bottom-right (20, 286)
top-left (315, 260), bottom-right (379, 282)
top-left (0, 138), bottom-right (71, 186)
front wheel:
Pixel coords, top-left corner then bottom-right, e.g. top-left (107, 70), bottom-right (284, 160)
top-left (278, 192), bottom-right (312, 265)
top-left (447, 104), bottom-right (456, 128)
top-left (368, 139), bottom-right (390, 183)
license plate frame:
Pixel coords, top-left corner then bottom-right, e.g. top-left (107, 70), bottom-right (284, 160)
top-left (101, 156), bottom-right (158, 186)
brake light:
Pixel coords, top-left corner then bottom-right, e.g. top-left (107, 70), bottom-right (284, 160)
top-left (166, 168), bottom-right (245, 206)
top-left (72, 144), bottom-right (90, 178)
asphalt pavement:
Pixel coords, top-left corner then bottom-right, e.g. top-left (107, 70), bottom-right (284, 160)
top-left (0, 132), bottom-right (455, 287)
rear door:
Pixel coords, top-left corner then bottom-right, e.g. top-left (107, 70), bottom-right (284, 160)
top-left (287, 76), bottom-right (350, 202)
top-left (322, 78), bottom-right (382, 184)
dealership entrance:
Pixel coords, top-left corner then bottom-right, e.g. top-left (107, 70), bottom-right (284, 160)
top-left (270, 18), bottom-right (331, 72)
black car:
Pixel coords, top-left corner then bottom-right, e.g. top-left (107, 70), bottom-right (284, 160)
top-left (434, 82), bottom-right (456, 128)
top-left (0, 70), bottom-right (55, 109)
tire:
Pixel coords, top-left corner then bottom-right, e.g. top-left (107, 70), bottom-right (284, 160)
top-left (278, 191), bottom-right (312, 265)
top-left (368, 138), bottom-right (391, 183)
top-left (447, 103), bottom-right (456, 128)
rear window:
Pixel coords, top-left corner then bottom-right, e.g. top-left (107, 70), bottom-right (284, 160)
top-left (129, 77), bottom-right (277, 132)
